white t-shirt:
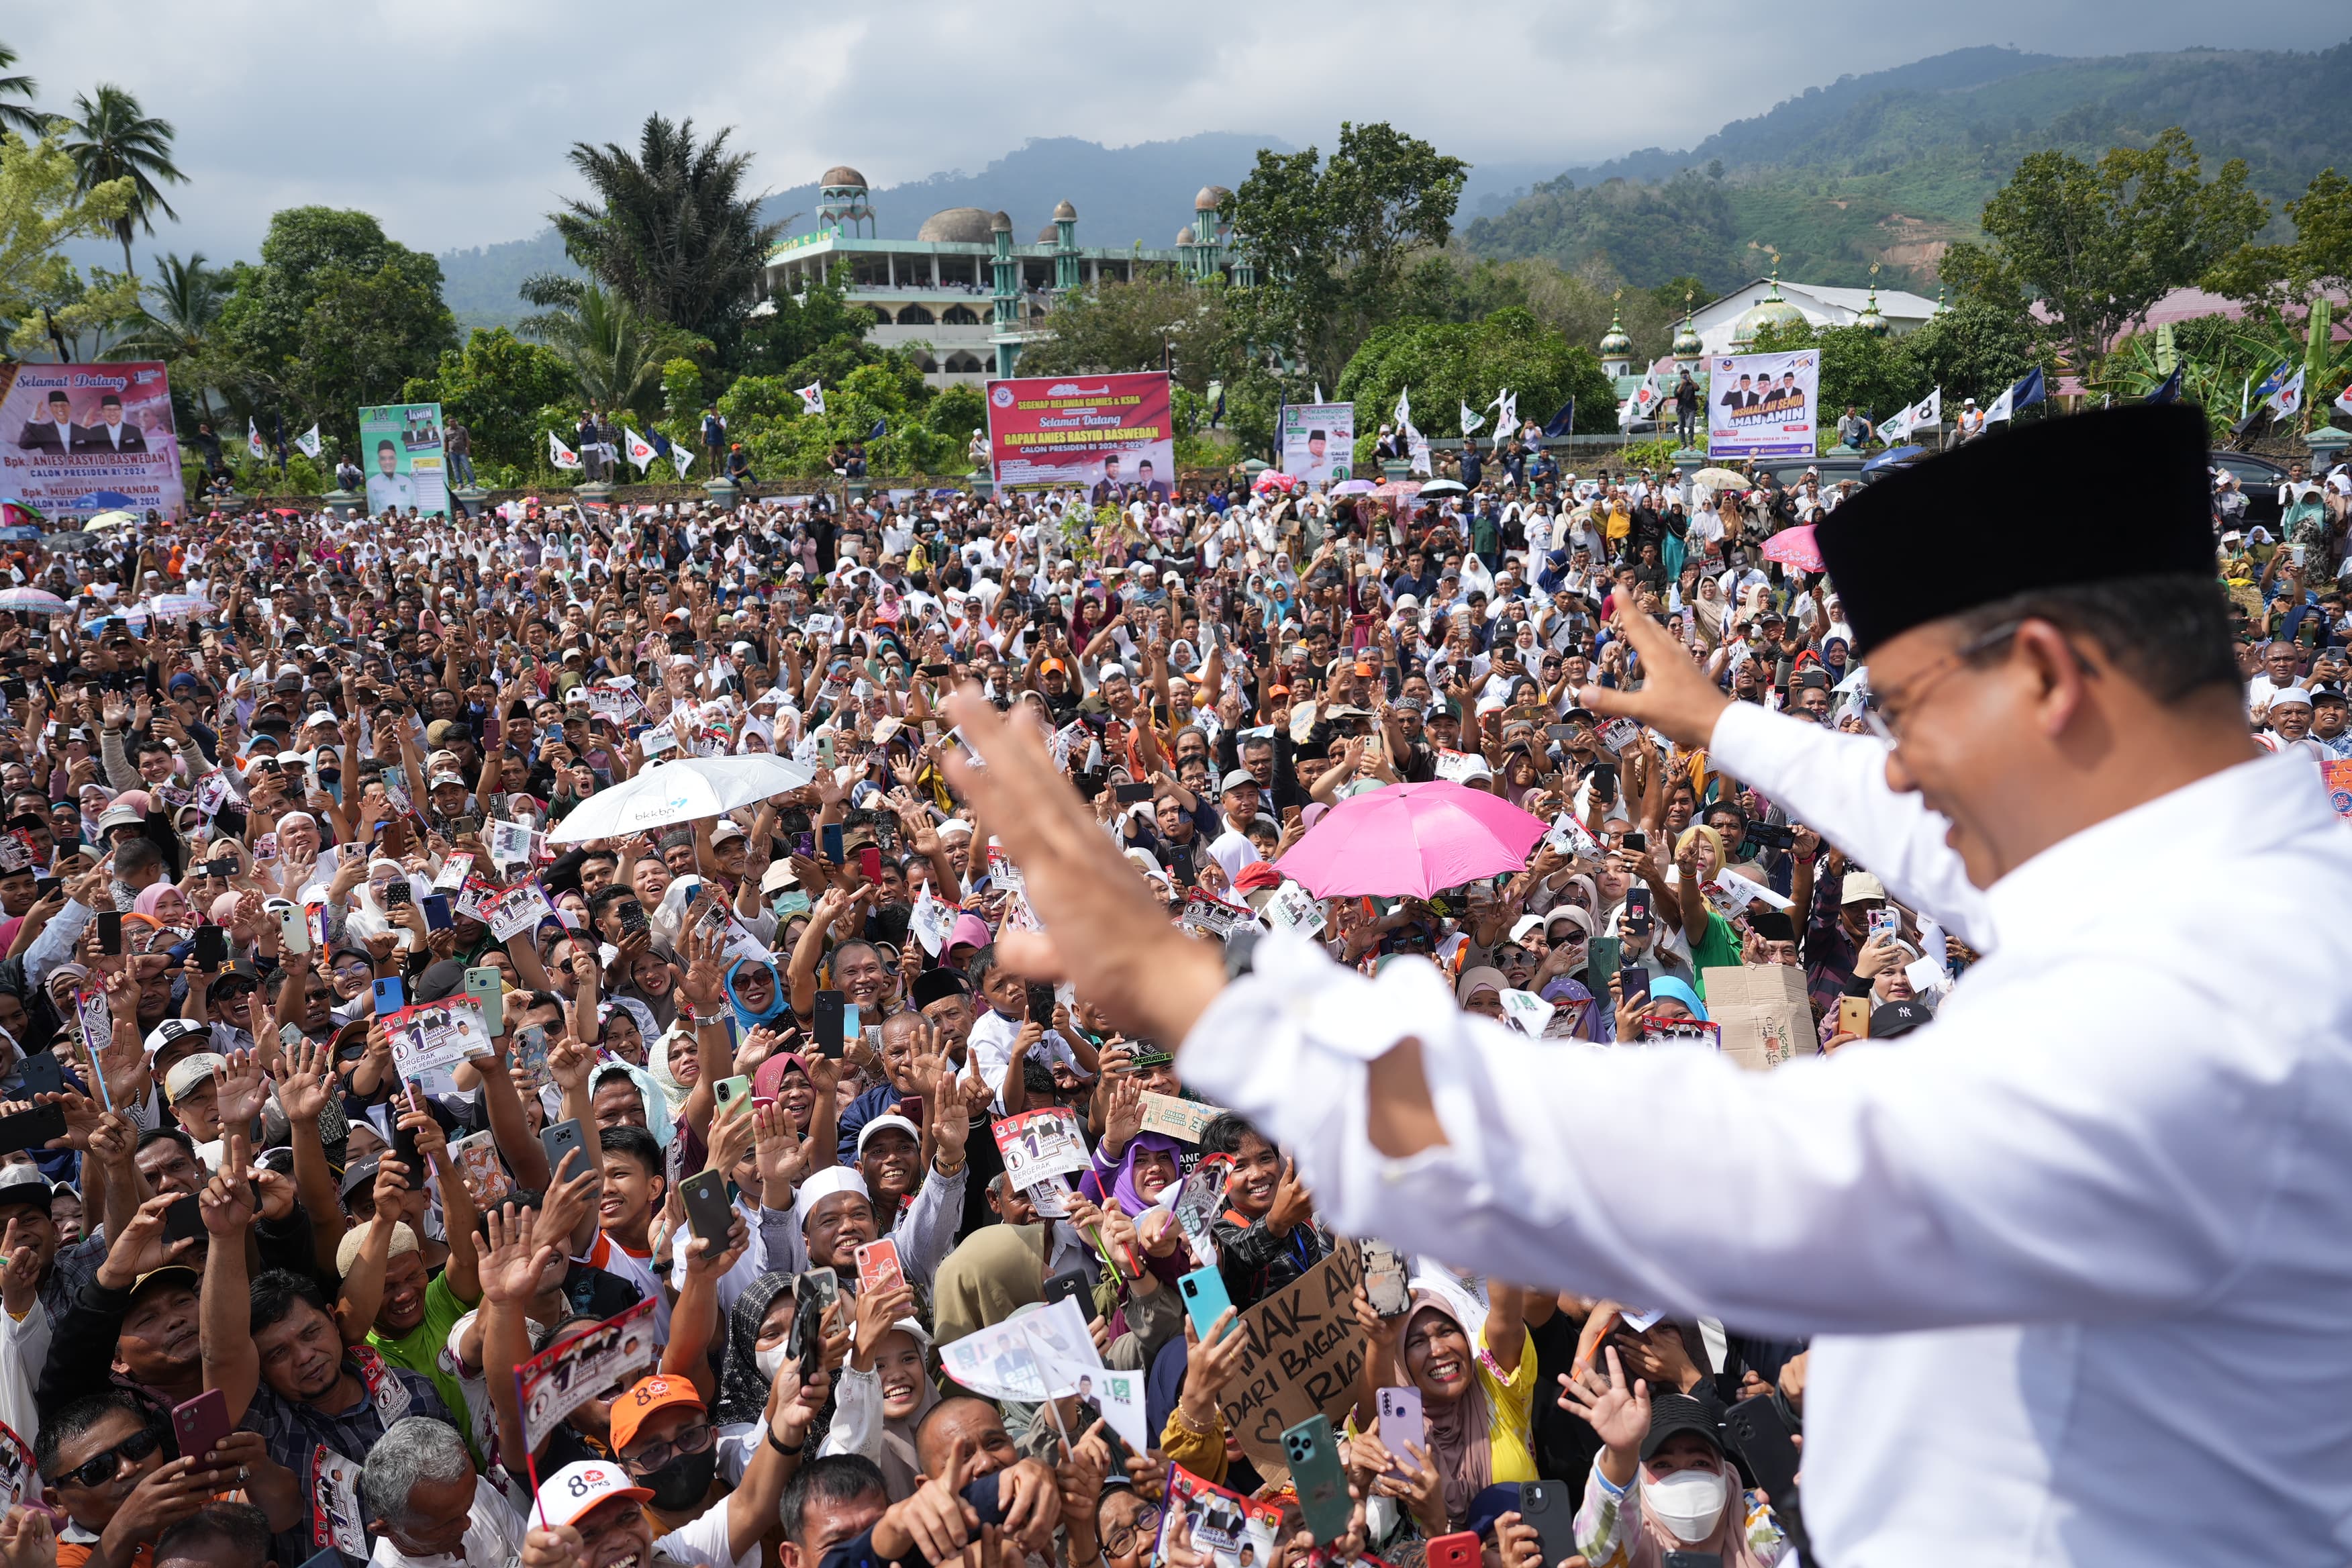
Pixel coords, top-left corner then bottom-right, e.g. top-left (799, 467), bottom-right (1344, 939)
top-left (366, 1475), bottom-right (525, 1568)
top-left (655, 1498), bottom-right (753, 1568)
top-left (967, 1008), bottom-right (1086, 1111)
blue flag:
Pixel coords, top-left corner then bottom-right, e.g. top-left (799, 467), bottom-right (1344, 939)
top-left (2146, 366), bottom-right (2183, 405)
top-left (1542, 400), bottom-right (1576, 438)
top-left (2252, 362), bottom-right (2292, 403)
top-left (2010, 365), bottom-right (2045, 412)
top-left (867, 418), bottom-right (888, 442)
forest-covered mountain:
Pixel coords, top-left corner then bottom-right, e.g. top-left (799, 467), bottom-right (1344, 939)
top-left (1464, 39), bottom-right (2352, 295)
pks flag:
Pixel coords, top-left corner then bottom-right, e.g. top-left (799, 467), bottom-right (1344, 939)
top-left (624, 428), bottom-right (656, 472)
top-left (1983, 366), bottom-right (2044, 426)
top-left (246, 418), bottom-right (266, 461)
top-left (797, 383), bottom-right (826, 415)
top-left (1883, 386), bottom-right (1942, 442)
top-left (548, 432), bottom-right (583, 471)
top-left (1459, 401), bottom-right (1483, 436)
top-left (671, 444), bottom-right (695, 479)
top-left (293, 425), bottom-right (322, 459)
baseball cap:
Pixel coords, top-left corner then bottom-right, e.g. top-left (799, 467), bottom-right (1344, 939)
top-left (1639, 1389), bottom-right (1726, 1462)
top-left (0, 1166), bottom-right (52, 1214)
top-left (429, 771), bottom-right (468, 789)
top-left (606, 1373), bottom-right (706, 1454)
top-left (531, 1461), bottom-right (653, 1528)
top-left (711, 820), bottom-right (747, 844)
top-left (1218, 769), bottom-right (1259, 794)
top-left (761, 861), bottom-right (799, 894)
top-left (1869, 999), bottom-right (1934, 1040)
top-left (856, 1114), bottom-right (922, 1156)
top-left (1839, 871), bottom-right (1887, 905)
top-left (162, 1052), bottom-right (227, 1103)
top-left (144, 1018), bottom-right (210, 1061)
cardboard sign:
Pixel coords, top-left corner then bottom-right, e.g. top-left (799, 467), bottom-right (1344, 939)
top-left (1138, 1091), bottom-right (1220, 1142)
top-left (1048, 720), bottom-right (1088, 770)
top-left (587, 683), bottom-right (645, 724)
top-left (487, 818), bottom-right (545, 871)
top-left (517, 1296), bottom-right (658, 1451)
top-left (992, 1107), bottom-right (1090, 1188)
top-left (1700, 964), bottom-right (1816, 1071)
top-left (1212, 1237), bottom-right (1369, 1465)
top-left (433, 850), bottom-right (475, 893)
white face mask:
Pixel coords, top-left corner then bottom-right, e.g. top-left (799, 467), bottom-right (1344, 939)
top-left (1640, 1465), bottom-right (1728, 1544)
top-left (754, 1342), bottom-right (791, 1381)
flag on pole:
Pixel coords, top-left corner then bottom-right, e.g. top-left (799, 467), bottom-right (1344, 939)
top-left (548, 432), bottom-right (583, 471)
top-left (1312, 384), bottom-right (1324, 405)
top-left (624, 429), bottom-right (656, 472)
top-left (1459, 401), bottom-right (1483, 436)
top-left (2145, 367), bottom-right (2184, 405)
top-left (796, 383), bottom-right (826, 415)
top-left (1883, 386), bottom-right (1942, 443)
top-left (2252, 362), bottom-right (2292, 403)
top-left (246, 418), bottom-right (266, 462)
top-left (1490, 390), bottom-right (1517, 451)
top-left (1393, 386), bottom-right (1411, 428)
top-left (671, 444), bottom-right (695, 479)
top-left (2267, 367), bottom-right (2306, 418)
top-left (293, 425), bottom-right (321, 459)
top-left (2333, 381), bottom-right (2352, 420)
top-left (1618, 371), bottom-right (1663, 430)
top-left (1983, 366), bottom-right (2045, 426)
top-left (1542, 400), bottom-right (1575, 438)
top-left (867, 418), bottom-right (888, 442)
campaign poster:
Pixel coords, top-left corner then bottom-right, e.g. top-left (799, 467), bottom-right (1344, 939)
top-left (356, 401), bottom-right (449, 517)
top-left (1706, 349), bottom-right (1818, 462)
top-left (986, 372), bottom-right (1174, 498)
top-left (1279, 401), bottom-right (1355, 487)
top-left (0, 360), bottom-right (185, 518)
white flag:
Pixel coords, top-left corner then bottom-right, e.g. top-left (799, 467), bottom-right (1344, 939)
top-left (624, 428), bottom-right (656, 473)
top-left (1393, 386), bottom-right (1411, 428)
top-left (797, 383), bottom-right (826, 415)
top-left (293, 424), bottom-right (321, 459)
top-left (1406, 423), bottom-right (1431, 477)
top-left (2268, 367), bottom-right (2306, 418)
top-left (1885, 386), bottom-right (1941, 442)
top-left (1617, 371), bottom-right (1661, 430)
top-left (1491, 389), bottom-right (1517, 451)
top-left (246, 418), bottom-right (266, 461)
top-left (2333, 381), bottom-right (2352, 420)
top-left (671, 443), bottom-right (695, 479)
top-left (1312, 383), bottom-right (1324, 405)
top-left (1459, 401), bottom-right (1484, 436)
top-left (548, 431), bottom-right (583, 471)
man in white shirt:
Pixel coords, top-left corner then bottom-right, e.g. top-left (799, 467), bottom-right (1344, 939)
top-left (1203, 769), bottom-right (1264, 883)
top-left (940, 404), bottom-right (2352, 1565)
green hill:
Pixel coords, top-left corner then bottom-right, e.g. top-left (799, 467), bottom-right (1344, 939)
top-left (1465, 40), bottom-right (2352, 295)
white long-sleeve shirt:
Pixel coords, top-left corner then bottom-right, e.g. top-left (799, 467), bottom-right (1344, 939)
top-left (1179, 714), bottom-right (2352, 1565)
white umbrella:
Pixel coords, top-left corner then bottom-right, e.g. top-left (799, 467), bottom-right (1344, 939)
top-left (546, 753), bottom-right (816, 844)
top-left (85, 511), bottom-right (137, 532)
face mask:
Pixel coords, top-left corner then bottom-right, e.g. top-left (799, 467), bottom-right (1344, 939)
top-left (754, 1342), bottom-right (790, 1381)
top-left (1639, 1465), bottom-right (1727, 1544)
top-left (641, 1444), bottom-right (718, 1512)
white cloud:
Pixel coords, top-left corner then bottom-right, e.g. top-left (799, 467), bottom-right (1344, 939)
top-left (5, 0), bottom-right (2330, 262)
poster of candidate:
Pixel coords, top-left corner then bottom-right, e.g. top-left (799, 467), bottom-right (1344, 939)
top-left (1279, 401), bottom-right (1355, 488)
top-left (357, 401), bottom-right (450, 517)
top-left (1706, 349), bottom-right (1818, 462)
top-left (987, 373), bottom-right (1174, 499)
top-left (0, 361), bottom-right (185, 518)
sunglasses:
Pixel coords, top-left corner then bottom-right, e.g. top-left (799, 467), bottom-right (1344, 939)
top-left (56, 1427), bottom-right (161, 1488)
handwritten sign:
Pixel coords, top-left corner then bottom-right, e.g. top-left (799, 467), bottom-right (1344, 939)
top-left (1700, 964), bottom-right (1815, 1071)
top-left (1212, 1237), bottom-right (1369, 1465)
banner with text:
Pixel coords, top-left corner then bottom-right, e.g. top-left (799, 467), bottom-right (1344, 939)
top-left (987, 372), bottom-right (1174, 497)
top-left (357, 401), bottom-right (450, 518)
top-left (1706, 349), bottom-right (1818, 462)
top-left (1279, 401), bottom-right (1356, 488)
top-left (0, 361), bottom-right (185, 518)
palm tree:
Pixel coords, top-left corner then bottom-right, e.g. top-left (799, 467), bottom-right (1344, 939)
top-left (60, 85), bottom-right (185, 277)
top-left (550, 114), bottom-right (783, 348)
top-left (520, 281), bottom-right (703, 420)
top-left (0, 42), bottom-right (43, 138)
top-left (107, 251), bottom-right (226, 412)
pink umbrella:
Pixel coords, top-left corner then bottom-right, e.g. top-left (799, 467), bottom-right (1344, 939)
top-left (1761, 524), bottom-right (1824, 573)
top-left (1274, 781), bottom-right (1546, 899)
top-left (1252, 470), bottom-right (1300, 496)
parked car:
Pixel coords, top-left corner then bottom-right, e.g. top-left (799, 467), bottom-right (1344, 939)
top-left (2209, 450), bottom-right (2291, 532)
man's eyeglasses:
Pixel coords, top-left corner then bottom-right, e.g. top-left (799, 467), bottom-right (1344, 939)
top-left (1859, 621), bottom-right (2021, 745)
top-left (622, 1420), bottom-right (714, 1476)
top-left (1104, 1506), bottom-right (1164, 1558)
top-left (56, 1427), bottom-right (160, 1488)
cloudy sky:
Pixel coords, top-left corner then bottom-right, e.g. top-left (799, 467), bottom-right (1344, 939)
top-left (7, 0), bottom-right (2332, 264)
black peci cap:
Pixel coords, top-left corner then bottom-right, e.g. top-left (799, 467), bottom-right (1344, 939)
top-left (1817, 405), bottom-right (2215, 656)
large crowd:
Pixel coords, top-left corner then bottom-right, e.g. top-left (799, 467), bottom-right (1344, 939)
top-left (0, 434), bottom-right (2344, 1568)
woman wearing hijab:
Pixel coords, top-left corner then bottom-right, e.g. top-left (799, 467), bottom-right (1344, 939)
top-left (1360, 1281), bottom-right (1538, 1534)
top-left (724, 956), bottom-right (790, 1033)
top-left (1559, 1361), bottom-right (1790, 1566)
